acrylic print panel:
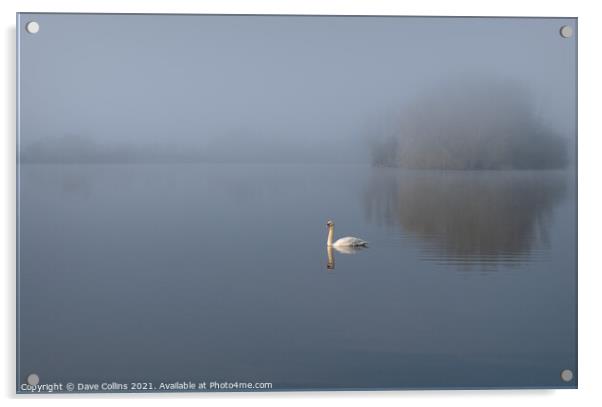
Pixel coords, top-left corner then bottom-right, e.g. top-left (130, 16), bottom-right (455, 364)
top-left (16, 14), bottom-right (577, 393)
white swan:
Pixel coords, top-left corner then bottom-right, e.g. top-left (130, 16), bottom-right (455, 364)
top-left (326, 220), bottom-right (368, 248)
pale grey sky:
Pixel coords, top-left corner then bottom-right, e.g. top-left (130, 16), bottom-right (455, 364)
top-left (18, 14), bottom-right (577, 163)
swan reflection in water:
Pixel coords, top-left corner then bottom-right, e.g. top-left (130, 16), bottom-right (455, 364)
top-left (327, 244), bottom-right (367, 270)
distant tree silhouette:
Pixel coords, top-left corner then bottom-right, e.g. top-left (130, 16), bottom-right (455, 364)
top-left (370, 78), bottom-right (568, 170)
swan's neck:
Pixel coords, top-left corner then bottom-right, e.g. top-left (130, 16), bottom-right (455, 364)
top-left (327, 225), bottom-right (334, 246)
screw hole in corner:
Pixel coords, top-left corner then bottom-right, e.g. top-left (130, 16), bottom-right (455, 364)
top-left (25, 21), bottom-right (40, 34)
top-left (560, 369), bottom-right (574, 382)
top-left (26, 373), bottom-right (40, 385)
top-left (559, 25), bottom-right (573, 38)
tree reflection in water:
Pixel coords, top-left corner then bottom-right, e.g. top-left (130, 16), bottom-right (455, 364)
top-left (364, 170), bottom-right (568, 266)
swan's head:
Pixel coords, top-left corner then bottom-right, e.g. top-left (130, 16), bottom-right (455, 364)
top-left (326, 220), bottom-right (334, 227)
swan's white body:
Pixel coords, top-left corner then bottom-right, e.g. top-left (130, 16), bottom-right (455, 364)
top-left (333, 236), bottom-right (368, 247)
top-left (327, 221), bottom-right (368, 248)
top-left (331, 244), bottom-right (365, 254)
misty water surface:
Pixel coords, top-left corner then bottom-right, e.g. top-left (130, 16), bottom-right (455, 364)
top-left (18, 163), bottom-right (576, 389)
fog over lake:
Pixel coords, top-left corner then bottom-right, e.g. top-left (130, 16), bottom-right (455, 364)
top-left (20, 15), bottom-right (575, 165)
top-left (18, 14), bottom-right (576, 391)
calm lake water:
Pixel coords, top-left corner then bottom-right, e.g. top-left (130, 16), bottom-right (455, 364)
top-left (18, 163), bottom-right (577, 390)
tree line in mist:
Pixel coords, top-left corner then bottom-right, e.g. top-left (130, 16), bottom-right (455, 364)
top-left (370, 79), bottom-right (569, 170)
